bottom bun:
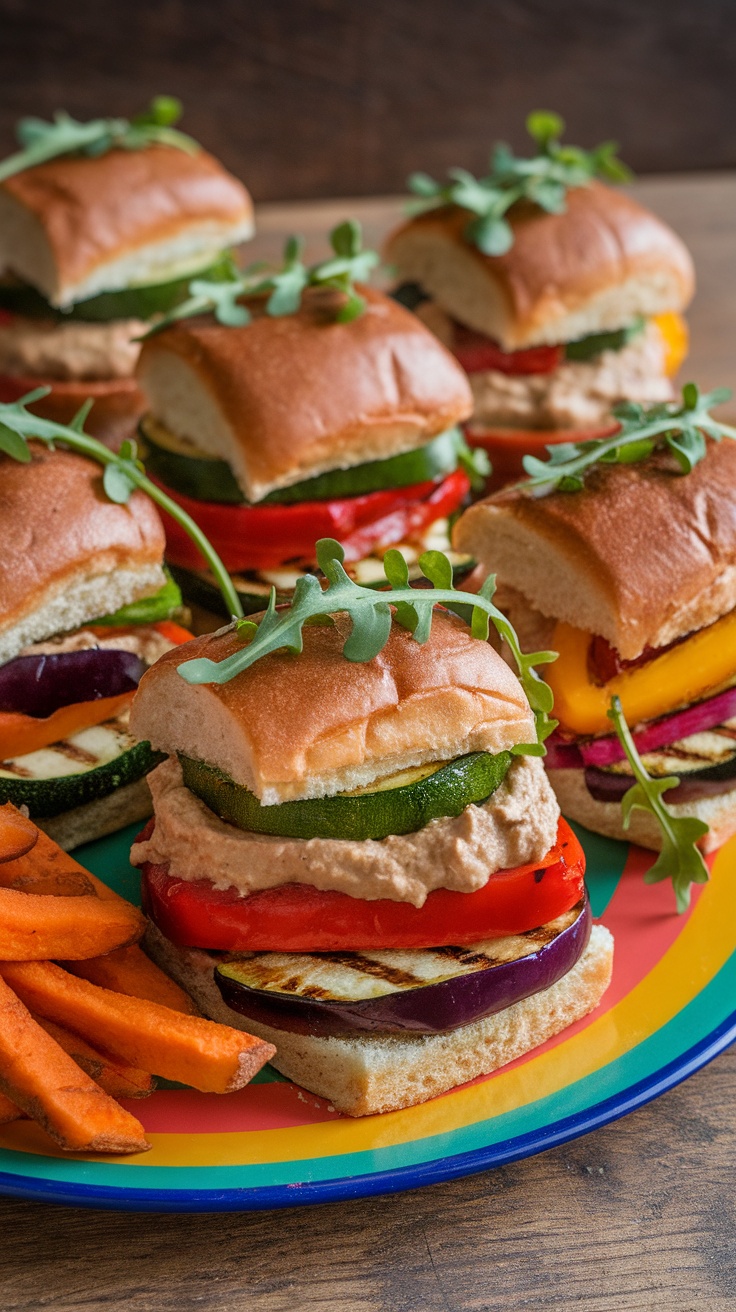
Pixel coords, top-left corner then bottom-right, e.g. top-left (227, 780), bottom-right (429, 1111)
top-left (548, 768), bottom-right (736, 855)
top-left (38, 776), bottom-right (153, 852)
top-left (144, 920), bottom-right (613, 1117)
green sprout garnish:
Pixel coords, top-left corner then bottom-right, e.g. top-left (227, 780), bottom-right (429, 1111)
top-left (406, 110), bottom-right (631, 256)
top-left (178, 538), bottom-right (558, 751)
top-left (520, 385), bottom-right (736, 496)
top-left (608, 695), bottom-right (709, 913)
top-left (0, 392), bottom-right (243, 620)
top-left (141, 220), bottom-right (380, 338)
top-left (0, 97), bottom-right (197, 183)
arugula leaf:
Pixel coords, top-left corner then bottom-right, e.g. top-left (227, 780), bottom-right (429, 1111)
top-left (141, 220), bottom-right (380, 338)
top-left (0, 394), bottom-right (243, 620)
top-left (0, 99), bottom-right (198, 183)
top-left (178, 538), bottom-right (558, 750)
top-left (520, 385), bottom-right (736, 496)
top-left (607, 695), bottom-right (709, 912)
top-left (406, 110), bottom-right (631, 254)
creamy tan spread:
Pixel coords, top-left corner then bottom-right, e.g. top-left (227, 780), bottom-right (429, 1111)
top-left (21, 627), bottom-right (177, 666)
top-left (469, 323), bottom-right (672, 429)
top-left (131, 754), bottom-right (561, 906)
top-left (0, 316), bottom-right (146, 381)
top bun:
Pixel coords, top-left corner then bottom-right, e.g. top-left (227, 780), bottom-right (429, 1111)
top-left (0, 444), bottom-right (166, 665)
top-left (0, 145), bottom-right (254, 307)
top-left (384, 183), bottom-right (694, 351)
top-left (136, 286), bottom-right (473, 502)
top-left (130, 609), bottom-right (535, 805)
top-left (453, 439), bottom-right (736, 660)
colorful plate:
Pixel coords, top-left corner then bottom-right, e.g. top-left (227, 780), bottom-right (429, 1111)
top-left (0, 822), bottom-right (734, 1211)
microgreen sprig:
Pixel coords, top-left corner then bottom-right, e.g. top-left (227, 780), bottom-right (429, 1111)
top-left (178, 538), bottom-right (558, 751)
top-left (607, 696), bottom-right (709, 913)
top-left (141, 220), bottom-right (380, 338)
top-left (520, 384), bottom-right (736, 496)
top-left (0, 97), bottom-right (197, 183)
top-left (407, 110), bottom-right (631, 256)
top-left (0, 392), bottom-right (243, 620)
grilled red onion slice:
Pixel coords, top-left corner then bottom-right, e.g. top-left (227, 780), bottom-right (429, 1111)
top-left (580, 687), bottom-right (736, 768)
top-left (0, 648), bottom-right (145, 718)
top-left (214, 897), bottom-right (591, 1036)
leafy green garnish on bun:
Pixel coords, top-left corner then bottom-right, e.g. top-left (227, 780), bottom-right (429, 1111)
top-left (607, 696), bottom-right (710, 912)
top-left (0, 392), bottom-right (243, 619)
top-left (521, 384), bottom-right (736, 496)
top-left (142, 220), bottom-right (380, 337)
top-left (0, 98), bottom-right (197, 183)
top-left (406, 111), bottom-right (631, 256)
top-left (178, 538), bottom-right (558, 752)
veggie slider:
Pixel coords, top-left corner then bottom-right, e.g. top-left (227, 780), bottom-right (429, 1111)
top-left (0, 99), bottom-right (254, 444)
top-left (134, 222), bottom-right (486, 616)
top-left (130, 541), bottom-right (613, 1116)
top-left (453, 386), bottom-right (736, 910)
top-left (385, 112), bottom-right (694, 485)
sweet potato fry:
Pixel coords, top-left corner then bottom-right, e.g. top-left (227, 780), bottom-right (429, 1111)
top-left (0, 804), bottom-right (38, 864)
top-left (0, 828), bottom-right (106, 898)
top-left (0, 887), bottom-right (145, 960)
top-left (1, 961), bottom-right (276, 1094)
top-left (0, 973), bottom-right (149, 1154)
top-left (63, 945), bottom-right (199, 1015)
top-left (32, 1015), bottom-right (155, 1100)
top-left (0, 1091), bottom-right (22, 1125)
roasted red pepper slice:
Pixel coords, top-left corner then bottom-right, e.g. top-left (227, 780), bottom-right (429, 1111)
top-left (138, 818), bottom-right (585, 951)
top-left (451, 324), bottom-right (563, 376)
top-left (155, 469), bottom-right (470, 573)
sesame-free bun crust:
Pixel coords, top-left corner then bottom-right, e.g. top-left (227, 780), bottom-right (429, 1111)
top-left (453, 440), bottom-right (736, 660)
top-left (130, 609), bottom-right (536, 804)
top-left (0, 370), bottom-right (146, 446)
top-left (145, 919), bottom-right (613, 1116)
top-left (0, 444), bottom-right (166, 664)
top-left (547, 768), bottom-right (736, 855)
top-left (135, 286), bottom-right (474, 501)
top-left (385, 184), bottom-right (694, 350)
top-left (0, 146), bottom-right (254, 307)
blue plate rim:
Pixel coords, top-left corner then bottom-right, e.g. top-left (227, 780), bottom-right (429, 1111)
top-left (0, 1009), bottom-right (733, 1213)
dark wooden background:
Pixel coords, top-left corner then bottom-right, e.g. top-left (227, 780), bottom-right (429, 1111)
top-left (4, 0), bottom-right (736, 202)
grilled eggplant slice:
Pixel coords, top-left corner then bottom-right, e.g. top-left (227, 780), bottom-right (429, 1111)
top-left (215, 897), bottom-right (591, 1036)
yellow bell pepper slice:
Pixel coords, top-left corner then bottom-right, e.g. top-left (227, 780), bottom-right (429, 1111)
top-left (547, 611), bottom-right (736, 736)
top-left (652, 311), bottom-right (689, 378)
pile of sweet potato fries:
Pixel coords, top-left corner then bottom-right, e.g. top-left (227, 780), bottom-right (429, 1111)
top-left (0, 803), bottom-right (275, 1155)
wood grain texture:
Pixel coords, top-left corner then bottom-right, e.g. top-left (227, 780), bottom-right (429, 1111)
top-left (1, 0), bottom-right (735, 201)
top-left (0, 1048), bottom-right (734, 1311)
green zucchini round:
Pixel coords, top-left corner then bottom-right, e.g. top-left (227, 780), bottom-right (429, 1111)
top-left (0, 740), bottom-right (160, 818)
top-left (139, 417), bottom-right (465, 505)
top-left (179, 750), bottom-right (512, 842)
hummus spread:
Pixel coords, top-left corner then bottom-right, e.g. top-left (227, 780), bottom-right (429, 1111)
top-left (21, 626), bottom-right (176, 667)
top-left (0, 316), bottom-right (146, 381)
top-left (469, 323), bottom-right (672, 430)
top-left (131, 754), bottom-right (561, 906)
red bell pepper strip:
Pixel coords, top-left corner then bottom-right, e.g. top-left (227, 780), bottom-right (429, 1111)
top-left (451, 324), bottom-right (563, 376)
top-left (138, 818), bottom-right (585, 951)
top-left (154, 469), bottom-right (470, 573)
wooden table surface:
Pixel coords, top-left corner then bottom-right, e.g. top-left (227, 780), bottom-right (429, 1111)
top-left (2, 175), bottom-right (736, 1312)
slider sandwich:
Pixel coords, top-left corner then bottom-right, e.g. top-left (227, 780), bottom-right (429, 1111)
top-left (0, 100), bottom-right (253, 443)
top-left (135, 233), bottom-right (485, 614)
top-left (0, 442), bottom-right (193, 850)
top-left (454, 390), bottom-right (736, 884)
top-left (385, 113), bottom-right (694, 485)
top-left (129, 545), bottom-right (613, 1116)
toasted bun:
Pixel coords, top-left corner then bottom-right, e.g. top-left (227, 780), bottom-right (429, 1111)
top-left (547, 768), bottom-right (736, 855)
top-left (453, 440), bottom-right (736, 660)
top-left (135, 286), bottom-right (473, 501)
top-left (144, 919), bottom-right (613, 1116)
top-left (38, 775), bottom-right (153, 852)
top-left (130, 609), bottom-right (536, 804)
top-left (0, 444), bottom-right (166, 664)
top-left (0, 371), bottom-right (146, 446)
top-left (385, 184), bottom-right (694, 350)
top-left (0, 146), bottom-right (254, 307)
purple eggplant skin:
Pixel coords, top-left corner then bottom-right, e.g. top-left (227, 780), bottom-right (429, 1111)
top-left (0, 648), bottom-right (145, 718)
top-left (585, 759), bottom-right (736, 806)
top-left (214, 897), bottom-right (591, 1038)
